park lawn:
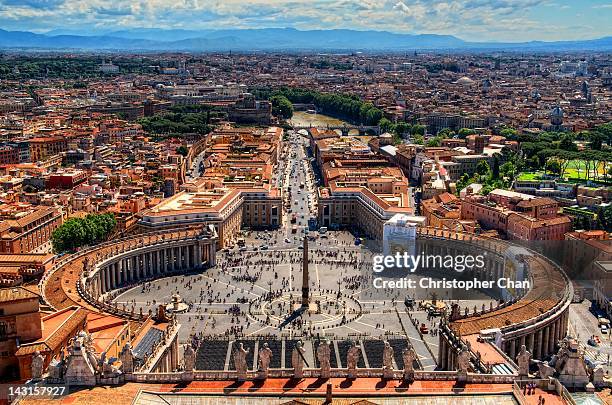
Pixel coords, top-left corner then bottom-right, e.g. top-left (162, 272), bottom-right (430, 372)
top-left (563, 159), bottom-right (607, 181)
top-left (517, 172), bottom-right (543, 181)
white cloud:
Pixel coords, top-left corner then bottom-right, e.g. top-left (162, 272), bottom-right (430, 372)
top-left (0, 0), bottom-right (608, 41)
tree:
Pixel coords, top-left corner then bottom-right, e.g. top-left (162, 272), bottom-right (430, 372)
top-left (437, 128), bottom-right (455, 139)
top-left (270, 95), bottom-right (294, 119)
top-left (492, 155), bottom-right (500, 179)
top-left (476, 160), bottom-right (490, 176)
top-left (379, 118), bottom-right (394, 134)
top-left (52, 213), bottom-right (117, 253)
top-left (176, 145), bottom-right (188, 156)
top-left (545, 159), bottom-right (561, 175)
top-left (588, 131), bottom-right (606, 150)
top-left (595, 122), bottom-right (612, 146)
top-left (599, 205), bottom-right (612, 232)
top-left (559, 134), bottom-right (577, 151)
top-left (457, 128), bottom-right (476, 139)
top-left (411, 124), bottom-right (426, 136)
top-left (426, 136), bottom-right (442, 147)
top-left (456, 173), bottom-right (472, 195)
top-left (500, 128), bottom-right (518, 140)
top-left (394, 122), bottom-right (411, 137)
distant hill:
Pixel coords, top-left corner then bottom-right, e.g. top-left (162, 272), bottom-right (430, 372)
top-left (0, 28), bottom-right (610, 52)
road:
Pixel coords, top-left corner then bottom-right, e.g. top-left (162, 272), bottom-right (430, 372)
top-left (278, 130), bottom-right (317, 246)
top-left (186, 149), bottom-right (206, 182)
top-left (568, 300), bottom-right (612, 371)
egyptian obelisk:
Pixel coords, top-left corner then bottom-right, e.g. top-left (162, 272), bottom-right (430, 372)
top-left (301, 236), bottom-right (309, 307)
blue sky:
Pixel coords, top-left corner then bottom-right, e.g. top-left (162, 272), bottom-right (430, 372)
top-left (0, 0), bottom-right (610, 42)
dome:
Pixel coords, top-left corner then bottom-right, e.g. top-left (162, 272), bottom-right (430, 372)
top-left (551, 106), bottom-right (564, 126)
top-left (456, 76), bottom-right (475, 86)
top-left (551, 106), bottom-right (563, 117)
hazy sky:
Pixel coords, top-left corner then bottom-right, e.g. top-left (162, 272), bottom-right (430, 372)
top-left (0, 0), bottom-right (610, 42)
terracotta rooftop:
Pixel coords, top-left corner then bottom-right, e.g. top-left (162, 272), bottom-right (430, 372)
top-left (0, 285), bottom-right (39, 303)
top-left (451, 255), bottom-right (567, 336)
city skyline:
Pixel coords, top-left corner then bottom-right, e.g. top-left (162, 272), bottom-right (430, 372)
top-left (0, 0), bottom-right (610, 43)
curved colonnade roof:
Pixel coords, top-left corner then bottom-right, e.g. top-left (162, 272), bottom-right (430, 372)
top-left (42, 228), bottom-right (201, 312)
top-left (417, 228), bottom-right (570, 336)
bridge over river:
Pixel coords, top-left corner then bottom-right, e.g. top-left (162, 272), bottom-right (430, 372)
top-left (292, 123), bottom-right (381, 136)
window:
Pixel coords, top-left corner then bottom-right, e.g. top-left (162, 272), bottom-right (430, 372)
top-left (0, 322), bottom-right (7, 340)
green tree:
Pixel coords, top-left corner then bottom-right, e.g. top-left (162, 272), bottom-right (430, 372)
top-left (559, 134), bottom-right (578, 151)
top-left (426, 136), bottom-right (442, 147)
top-left (457, 128), bottom-right (476, 139)
top-left (394, 122), bottom-right (411, 137)
top-left (545, 159), bottom-right (561, 175)
top-left (456, 173), bottom-right (472, 195)
top-left (411, 125), bottom-right (426, 136)
top-left (476, 160), bottom-right (490, 176)
top-left (492, 155), bottom-right (500, 179)
top-left (500, 127), bottom-right (518, 140)
top-left (379, 118), bottom-right (394, 134)
top-left (588, 131), bottom-right (606, 150)
top-left (599, 205), bottom-right (612, 232)
top-left (52, 213), bottom-right (117, 253)
top-left (176, 145), bottom-right (188, 156)
top-left (270, 95), bottom-right (294, 119)
top-left (595, 122), bottom-right (612, 146)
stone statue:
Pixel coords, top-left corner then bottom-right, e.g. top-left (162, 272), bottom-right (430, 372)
top-left (233, 343), bottom-right (249, 380)
top-left (183, 344), bottom-right (195, 372)
top-left (382, 341), bottom-right (394, 378)
top-left (317, 339), bottom-right (332, 378)
top-left (402, 346), bottom-right (417, 380)
top-left (258, 343), bottom-right (273, 378)
top-left (516, 344), bottom-right (531, 377)
top-left (98, 352), bottom-right (120, 376)
top-left (119, 343), bottom-right (135, 373)
top-left (291, 341), bottom-right (306, 379)
top-left (98, 351), bottom-right (107, 374)
top-left (346, 341), bottom-right (360, 378)
top-left (382, 341), bottom-right (394, 370)
top-left (456, 346), bottom-right (470, 374)
top-left (47, 358), bottom-right (64, 381)
top-left (593, 365), bottom-right (605, 387)
top-left (85, 344), bottom-right (100, 373)
top-left (82, 257), bottom-right (90, 276)
top-left (31, 350), bottom-right (45, 380)
top-left (537, 360), bottom-right (555, 379)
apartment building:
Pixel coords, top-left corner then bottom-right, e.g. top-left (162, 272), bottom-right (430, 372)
top-left (0, 207), bottom-right (63, 253)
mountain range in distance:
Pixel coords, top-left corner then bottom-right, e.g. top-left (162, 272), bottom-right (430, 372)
top-left (0, 27), bottom-right (610, 52)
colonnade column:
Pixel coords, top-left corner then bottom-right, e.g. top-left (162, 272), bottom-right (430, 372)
top-left (535, 329), bottom-right (543, 359)
top-left (549, 322), bottom-right (557, 354)
top-left (195, 242), bottom-right (202, 269)
top-left (209, 243), bottom-right (216, 267)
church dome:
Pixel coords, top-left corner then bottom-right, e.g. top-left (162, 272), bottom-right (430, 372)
top-left (456, 76), bottom-right (475, 86)
top-left (551, 106), bottom-right (563, 117)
